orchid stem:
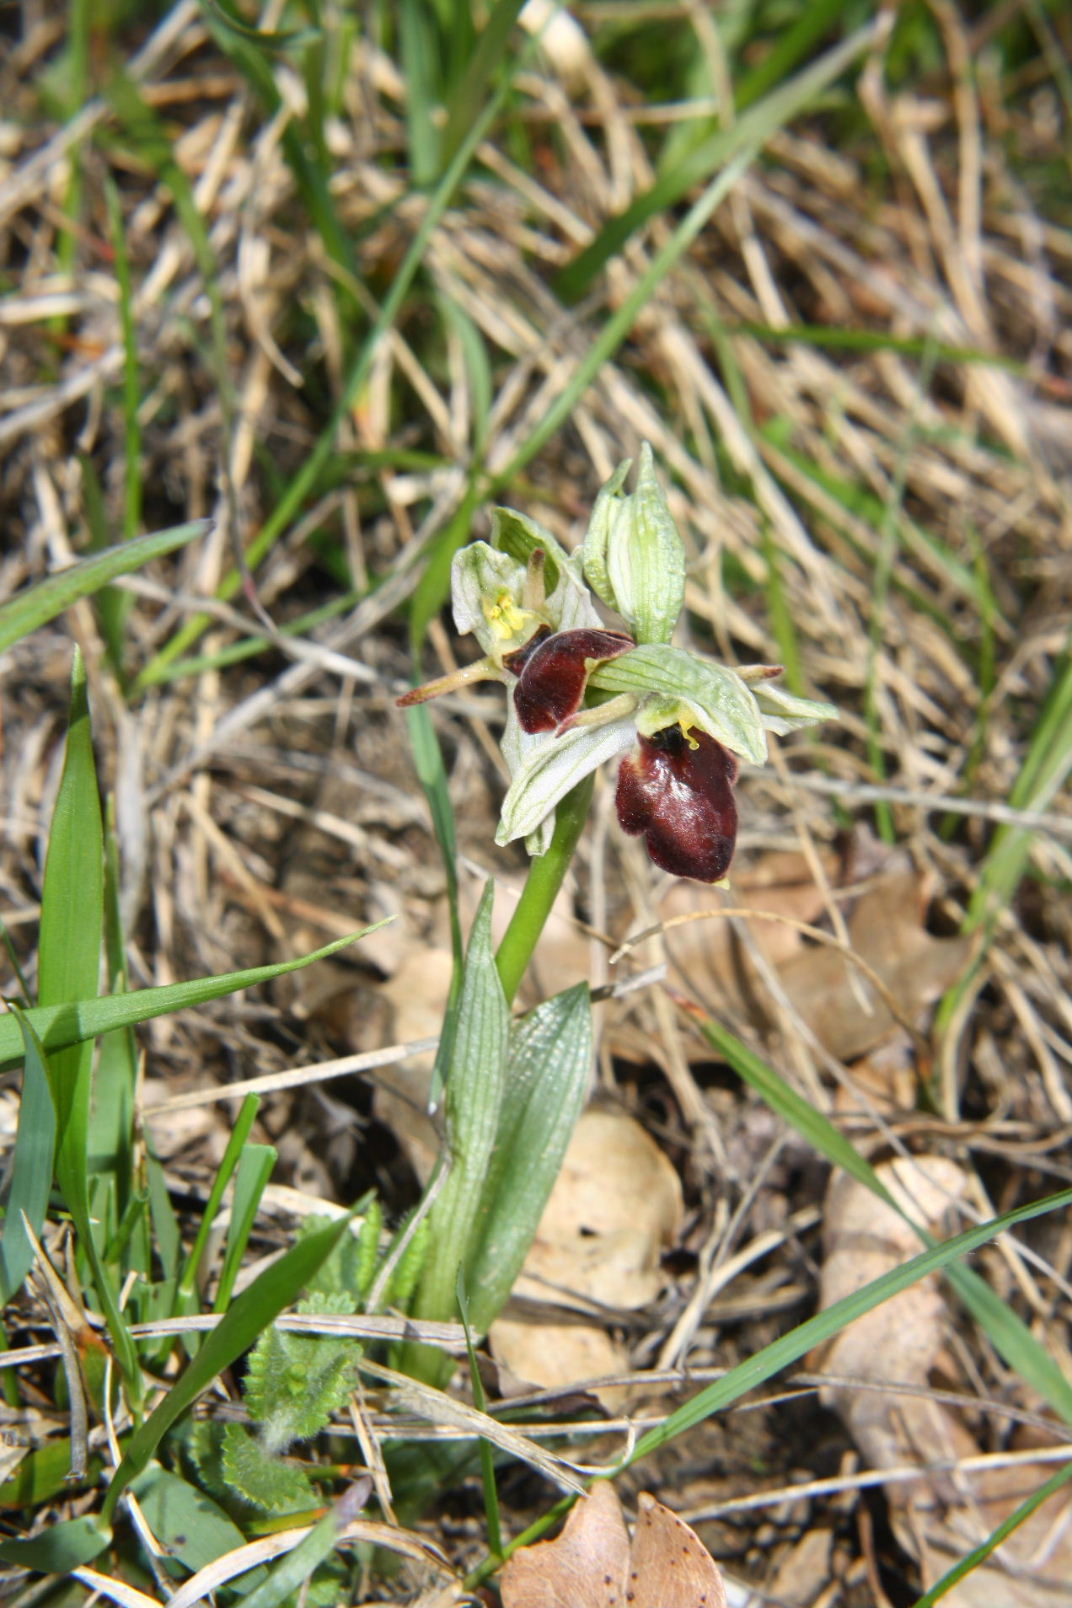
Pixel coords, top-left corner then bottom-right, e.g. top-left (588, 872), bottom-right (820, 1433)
top-left (495, 775), bottom-right (594, 1006)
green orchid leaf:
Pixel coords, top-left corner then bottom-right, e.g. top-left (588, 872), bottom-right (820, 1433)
top-left (414, 884), bottom-right (509, 1330)
top-left (465, 983), bottom-right (592, 1333)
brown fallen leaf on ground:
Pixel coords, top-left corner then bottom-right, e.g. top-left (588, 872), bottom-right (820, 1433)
top-left (489, 1109), bottom-right (683, 1399)
top-left (774, 861), bottom-right (972, 1062)
top-left (500, 1480), bottom-right (728, 1608)
top-left (640, 848), bottom-right (971, 1066)
top-left (817, 1158), bottom-right (1072, 1605)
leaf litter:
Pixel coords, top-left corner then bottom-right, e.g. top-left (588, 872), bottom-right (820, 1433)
top-left (1, 1), bottom-right (1071, 1602)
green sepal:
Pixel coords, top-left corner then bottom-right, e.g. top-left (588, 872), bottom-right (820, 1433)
top-left (590, 644), bottom-right (768, 764)
top-left (496, 717), bottom-right (636, 846)
top-left (491, 506), bottom-right (565, 594)
top-left (751, 680), bottom-right (840, 732)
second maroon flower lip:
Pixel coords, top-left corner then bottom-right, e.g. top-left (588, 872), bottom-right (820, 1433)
top-left (616, 727), bottom-right (739, 883)
top-left (506, 627), bottom-right (634, 734)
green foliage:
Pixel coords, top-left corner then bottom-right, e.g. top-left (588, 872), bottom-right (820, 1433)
top-left (221, 1421), bottom-right (317, 1516)
top-left (246, 1299), bottom-right (360, 1455)
top-left (408, 886), bottom-right (594, 1371)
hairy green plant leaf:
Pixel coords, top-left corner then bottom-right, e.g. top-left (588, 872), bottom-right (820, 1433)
top-left (221, 1422), bottom-right (317, 1514)
top-left (100, 1212), bottom-right (354, 1524)
top-left (245, 1303), bottom-right (360, 1454)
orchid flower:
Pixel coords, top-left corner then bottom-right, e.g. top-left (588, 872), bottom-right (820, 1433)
top-left (401, 445), bottom-right (838, 882)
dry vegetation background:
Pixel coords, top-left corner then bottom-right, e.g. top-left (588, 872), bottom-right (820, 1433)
top-left (1, 1), bottom-right (1071, 1603)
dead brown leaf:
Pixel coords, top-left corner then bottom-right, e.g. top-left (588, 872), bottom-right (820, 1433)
top-left (817, 1159), bottom-right (1072, 1605)
top-left (499, 1481), bottom-right (728, 1608)
top-left (489, 1109), bottom-right (683, 1398)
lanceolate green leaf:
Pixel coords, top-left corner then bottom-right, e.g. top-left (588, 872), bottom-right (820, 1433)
top-left (37, 650), bottom-right (103, 1181)
top-left (414, 885), bottom-right (509, 1329)
top-left (34, 652), bottom-right (140, 1388)
top-left (0, 522), bottom-right (206, 655)
top-left (0, 1008), bottom-right (56, 1303)
top-left (0, 927), bottom-right (388, 1071)
top-left (465, 984), bottom-right (592, 1333)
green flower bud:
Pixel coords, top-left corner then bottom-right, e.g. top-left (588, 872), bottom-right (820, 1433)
top-left (581, 442), bottom-right (686, 644)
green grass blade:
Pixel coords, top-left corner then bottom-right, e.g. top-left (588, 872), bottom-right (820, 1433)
top-left (37, 649), bottom-right (103, 1214)
top-left (103, 174), bottom-right (141, 548)
top-left (400, 0), bottom-right (443, 185)
top-left (693, 1009), bottom-right (1072, 1424)
top-left (178, 1095), bottom-right (262, 1314)
top-left (733, 0), bottom-right (854, 111)
top-left (441, 0), bottom-right (527, 169)
top-left (201, 4), bottom-right (357, 299)
top-left (214, 1142), bottom-right (276, 1313)
top-left (909, 1458), bottom-right (1072, 1607)
top-left (106, 71), bottom-right (232, 417)
top-left (625, 1186), bottom-right (1072, 1464)
top-left (136, 29), bottom-right (512, 688)
top-left (0, 1008), bottom-right (57, 1304)
top-left (97, 1212), bottom-right (355, 1525)
top-left (0, 927), bottom-right (387, 1070)
top-left (554, 20), bottom-right (881, 303)
top-left (405, 704), bottom-right (464, 1111)
top-left (239, 1491), bottom-right (363, 1608)
top-left (964, 647), bottom-right (1072, 933)
top-left (36, 649), bottom-right (141, 1394)
top-left (90, 809), bottom-right (139, 1258)
top-left (490, 26), bottom-right (880, 498)
top-left (0, 522), bottom-right (206, 655)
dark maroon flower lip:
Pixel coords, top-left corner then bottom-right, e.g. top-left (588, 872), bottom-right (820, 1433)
top-left (616, 727), bottom-right (739, 883)
top-left (508, 627), bottom-right (634, 734)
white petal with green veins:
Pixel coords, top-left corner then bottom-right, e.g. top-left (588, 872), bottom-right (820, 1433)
top-left (451, 544), bottom-right (533, 653)
top-left (496, 718), bottom-right (636, 845)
